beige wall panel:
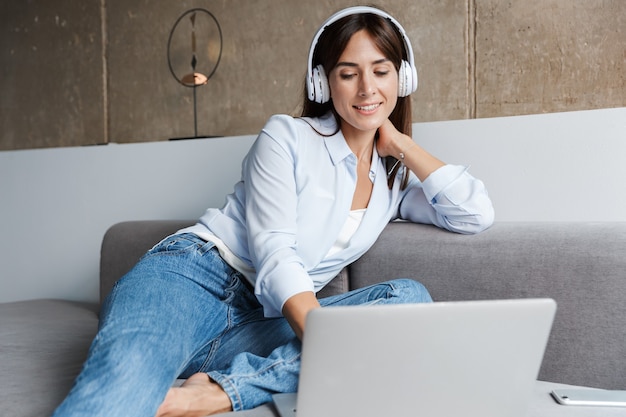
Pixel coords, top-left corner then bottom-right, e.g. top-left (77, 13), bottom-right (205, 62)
top-left (0, 0), bottom-right (104, 150)
top-left (108, 0), bottom-right (324, 142)
top-left (404, 1), bottom-right (470, 122)
top-left (4, 0), bottom-right (622, 150)
top-left (106, 0), bottom-right (468, 143)
top-left (475, 0), bottom-right (625, 118)
top-left (1, 0), bottom-right (468, 149)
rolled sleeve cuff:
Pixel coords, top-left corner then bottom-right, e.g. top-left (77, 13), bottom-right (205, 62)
top-left (255, 263), bottom-right (315, 318)
top-left (421, 164), bottom-right (469, 203)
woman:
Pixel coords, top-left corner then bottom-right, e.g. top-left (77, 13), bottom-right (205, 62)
top-left (53, 6), bottom-right (494, 417)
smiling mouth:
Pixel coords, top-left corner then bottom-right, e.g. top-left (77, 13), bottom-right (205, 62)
top-left (354, 103), bottom-right (381, 112)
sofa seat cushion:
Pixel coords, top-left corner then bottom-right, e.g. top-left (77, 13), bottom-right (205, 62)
top-left (0, 299), bottom-right (98, 417)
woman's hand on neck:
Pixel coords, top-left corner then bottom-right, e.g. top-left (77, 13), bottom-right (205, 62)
top-left (377, 119), bottom-right (445, 182)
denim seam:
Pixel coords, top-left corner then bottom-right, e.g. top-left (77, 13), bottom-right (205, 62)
top-left (192, 274), bottom-right (243, 376)
top-left (192, 337), bottom-right (221, 375)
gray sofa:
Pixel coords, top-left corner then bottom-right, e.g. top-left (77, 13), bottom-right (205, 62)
top-left (2, 220), bottom-right (625, 417)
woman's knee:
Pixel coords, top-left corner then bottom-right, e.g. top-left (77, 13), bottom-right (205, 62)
top-left (388, 278), bottom-right (433, 303)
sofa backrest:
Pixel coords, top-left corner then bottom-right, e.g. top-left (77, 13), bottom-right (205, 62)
top-left (100, 220), bottom-right (193, 305)
top-left (100, 220), bottom-right (626, 390)
top-left (349, 221), bottom-right (626, 390)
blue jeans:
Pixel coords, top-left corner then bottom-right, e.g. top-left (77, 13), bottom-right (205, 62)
top-left (53, 233), bottom-right (432, 417)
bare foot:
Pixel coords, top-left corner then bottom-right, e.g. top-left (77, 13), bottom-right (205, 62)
top-left (155, 373), bottom-right (233, 417)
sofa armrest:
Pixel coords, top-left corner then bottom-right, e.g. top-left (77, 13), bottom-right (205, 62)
top-left (100, 220), bottom-right (193, 304)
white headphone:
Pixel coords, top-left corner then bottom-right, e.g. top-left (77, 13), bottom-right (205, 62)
top-left (306, 6), bottom-right (418, 104)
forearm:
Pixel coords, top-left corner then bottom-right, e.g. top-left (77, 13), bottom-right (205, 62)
top-left (281, 291), bottom-right (321, 340)
top-left (391, 137), bottom-right (445, 182)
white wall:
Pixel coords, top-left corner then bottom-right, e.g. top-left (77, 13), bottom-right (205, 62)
top-left (415, 107), bottom-right (626, 222)
top-left (1, 108), bottom-right (625, 304)
top-left (0, 135), bottom-right (256, 304)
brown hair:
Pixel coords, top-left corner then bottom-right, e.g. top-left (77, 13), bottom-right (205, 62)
top-left (301, 11), bottom-right (413, 189)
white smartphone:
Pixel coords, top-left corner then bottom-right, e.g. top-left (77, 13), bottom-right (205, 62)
top-left (551, 389), bottom-right (626, 407)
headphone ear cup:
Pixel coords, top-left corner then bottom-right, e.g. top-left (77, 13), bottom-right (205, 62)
top-left (398, 61), bottom-right (417, 97)
top-left (312, 64), bottom-right (330, 103)
top-left (397, 60), bottom-right (417, 97)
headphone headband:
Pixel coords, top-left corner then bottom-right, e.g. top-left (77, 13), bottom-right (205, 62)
top-left (306, 6), bottom-right (418, 102)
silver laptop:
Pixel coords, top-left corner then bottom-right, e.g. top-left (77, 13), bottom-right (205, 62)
top-left (273, 298), bottom-right (556, 417)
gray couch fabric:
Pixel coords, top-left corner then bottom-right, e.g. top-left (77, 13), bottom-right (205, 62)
top-left (2, 220), bottom-right (625, 417)
top-left (0, 300), bottom-right (98, 416)
top-left (350, 222), bottom-right (626, 390)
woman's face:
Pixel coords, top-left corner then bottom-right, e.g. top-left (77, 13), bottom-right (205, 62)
top-left (328, 29), bottom-right (398, 140)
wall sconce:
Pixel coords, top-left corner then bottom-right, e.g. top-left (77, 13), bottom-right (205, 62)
top-left (167, 8), bottom-right (222, 139)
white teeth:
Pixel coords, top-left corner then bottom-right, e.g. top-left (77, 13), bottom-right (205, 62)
top-left (356, 103), bottom-right (380, 111)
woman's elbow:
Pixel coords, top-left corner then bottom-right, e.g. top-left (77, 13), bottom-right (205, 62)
top-left (444, 205), bottom-right (495, 235)
top-left (472, 206), bottom-right (495, 234)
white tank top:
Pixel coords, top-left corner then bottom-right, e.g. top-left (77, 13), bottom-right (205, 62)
top-left (324, 209), bottom-right (366, 258)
